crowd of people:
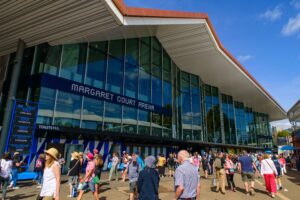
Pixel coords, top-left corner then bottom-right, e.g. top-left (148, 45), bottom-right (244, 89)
top-left (0, 147), bottom-right (299, 200)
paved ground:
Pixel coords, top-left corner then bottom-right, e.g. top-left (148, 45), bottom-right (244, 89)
top-left (2, 169), bottom-right (300, 200)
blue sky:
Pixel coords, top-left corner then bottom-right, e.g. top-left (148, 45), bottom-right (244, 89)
top-left (125, 0), bottom-right (300, 127)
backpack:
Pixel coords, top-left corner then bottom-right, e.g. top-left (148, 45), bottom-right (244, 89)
top-left (35, 159), bottom-right (42, 169)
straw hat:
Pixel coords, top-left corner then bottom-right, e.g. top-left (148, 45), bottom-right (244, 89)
top-left (72, 151), bottom-right (79, 159)
top-left (14, 152), bottom-right (20, 156)
top-left (45, 148), bottom-right (59, 160)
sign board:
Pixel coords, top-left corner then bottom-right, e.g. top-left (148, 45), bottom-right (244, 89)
top-left (6, 100), bottom-right (38, 155)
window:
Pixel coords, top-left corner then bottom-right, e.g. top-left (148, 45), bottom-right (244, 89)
top-left (123, 106), bottom-right (137, 134)
top-left (60, 43), bottom-right (87, 83)
top-left (86, 42), bottom-right (107, 89)
top-left (81, 97), bottom-right (103, 130)
top-left (54, 91), bottom-right (81, 127)
top-left (124, 63), bottom-right (138, 98)
top-left (138, 109), bottom-right (151, 135)
top-left (106, 56), bottom-right (123, 94)
top-left (104, 102), bottom-right (121, 132)
top-left (126, 38), bottom-right (139, 65)
top-left (36, 87), bottom-right (56, 125)
top-left (34, 44), bottom-right (62, 75)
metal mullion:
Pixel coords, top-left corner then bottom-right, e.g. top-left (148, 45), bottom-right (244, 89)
top-left (189, 74), bottom-right (193, 140)
top-left (121, 39), bottom-right (126, 133)
top-left (58, 45), bottom-right (64, 77)
top-left (150, 37), bottom-right (153, 136)
top-left (102, 41), bottom-right (109, 131)
top-left (160, 44), bottom-right (163, 137)
top-left (52, 89), bottom-right (59, 125)
top-left (79, 96), bottom-right (84, 128)
top-left (137, 38), bottom-right (140, 135)
top-left (83, 42), bottom-right (89, 85)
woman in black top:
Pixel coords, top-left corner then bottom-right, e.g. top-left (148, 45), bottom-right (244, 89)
top-left (67, 152), bottom-right (81, 198)
top-left (167, 154), bottom-right (175, 177)
top-left (94, 154), bottom-right (104, 200)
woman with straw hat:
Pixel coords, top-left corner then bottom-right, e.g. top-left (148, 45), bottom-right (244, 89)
top-left (39, 148), bottom-right (61, 200)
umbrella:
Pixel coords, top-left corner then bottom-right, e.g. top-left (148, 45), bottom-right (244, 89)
top-left (280, 145), bottom-right (295, 151)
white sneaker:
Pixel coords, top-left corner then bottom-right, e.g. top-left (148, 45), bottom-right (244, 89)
top-left (12, 187), bottom-right (19, 190)
top-left (36, 185), bottom-right (42, 189)
top-left (67, 195), bottom-right (72, 198)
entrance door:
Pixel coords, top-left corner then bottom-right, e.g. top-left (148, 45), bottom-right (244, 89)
top-left (63, 144), bottom-right (84, 174)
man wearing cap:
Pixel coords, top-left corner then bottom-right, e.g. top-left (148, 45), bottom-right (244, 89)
top-left (9, 152), bottom-right (23, 189)
top-left (174, 150), bottom-right (200, 200)
top-left (137, 156), bottom-right (160, 200)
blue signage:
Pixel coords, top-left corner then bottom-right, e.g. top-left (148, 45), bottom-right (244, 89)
top-left (36, 73), bottom-right (172, 115)
top-left (6, 101), bottom-right (38, 155)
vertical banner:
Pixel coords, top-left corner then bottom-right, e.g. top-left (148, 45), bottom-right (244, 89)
top-left (5, 100), bottom-right (38, 167)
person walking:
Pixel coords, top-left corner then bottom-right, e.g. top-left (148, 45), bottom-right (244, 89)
top-left (108, 152), bottom-right (119, 181)
top-left (34, 153), bottom-right (45, 188)
top-left (137, 156), bottom-right (160, 200)
top-left (0, 152), bottom-right (13, 200)
top-left (214, 152), bottom-right (226, 194)
top-left (77, 152), bottom-right (97, 200)
top-left (67, 152), bottom-right (81, 198)
top-left (9, 152), bottom-right (22, 189)
top-left (157, 154), bottom-right (166, 178)
top-left (39, 148), bottom-right (61, 200)
top-left (261, 154), bottom-right (278, 198)
top-left (121, 152), bottom-right (129, 182)
top-left (127, 155), bottom-right (140, 200)
top-left (272, 155), bottom-right (283, 191)
top-left (174, 150), bottom-right (200, 200)
top-left (192, 152), bottom-right (201, 172)
top-left (167, 153), bottom-right (175, 177)
top-left (202, 155), bottom-right (209, 179)
top-left (238, 150), bottom-right (258, 196)
top-left (94, 153), bottom-right (103, 200)
top-left (224, 154), bottom-right (236, 192)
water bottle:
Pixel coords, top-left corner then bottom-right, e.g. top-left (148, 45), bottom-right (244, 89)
top-left (72, 185), bottom-right (77, 197)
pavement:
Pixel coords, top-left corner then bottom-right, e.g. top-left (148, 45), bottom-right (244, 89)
top-left (2, 169), bottom-right (300, 200)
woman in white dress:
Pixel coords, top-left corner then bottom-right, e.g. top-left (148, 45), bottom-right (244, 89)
top-left (39, 148), bottom-right (61, 200)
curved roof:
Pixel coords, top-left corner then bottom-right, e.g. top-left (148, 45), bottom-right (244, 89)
top-left (0, 0), bottom-right (286, 120)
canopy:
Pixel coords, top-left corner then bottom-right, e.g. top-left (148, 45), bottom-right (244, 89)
top-left (280, 145), bottom-right (296, 151)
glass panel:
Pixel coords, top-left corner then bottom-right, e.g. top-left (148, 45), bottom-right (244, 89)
top-left (182, 92), bottom-right (191, 115)
top-left (104, 102), bottom-right (121, 132)
top-left (34, 44), bottom-right (62, 75)
top-left (181, 72), bottom-right (189, 92)
top-left (163, 115), bottom-right (172, 138)
top-left (54, 90), bottom-right (81, 127)
top-left (140, 37), bottom-right (151, 72)
top-left (152, 112), bottom-right (162, 137)
top-left (109, 39), bottom-right (124, 59)
top-left (106, 56), bottom-right (123, 94)
top-left (123, 106), bottom-right (137, 134)
top-left (86, 42), bottom-right (107, 89)
top-left (36, 87), bottom-right (56, 125)
top-left (138, 109), bottom-right (150, 135)
top-left (139, 69), bottom-right (151, 102)
top-left (126, 38), bottom-right (139, 65)
top-left (81, 97), bottom-right (103, 130)
top-left (60, 43), bottom-right (87, 83)
top-left (125, 63), bottom-right (138, 98)
top-left (151, 76), bottom-right (162, 106)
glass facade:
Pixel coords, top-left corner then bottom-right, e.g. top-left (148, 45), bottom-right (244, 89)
top-left (0, 36), bottom-right (273, 147)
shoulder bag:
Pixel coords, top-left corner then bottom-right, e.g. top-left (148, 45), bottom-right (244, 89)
top-left (67, 160), bottom-right (80, 176)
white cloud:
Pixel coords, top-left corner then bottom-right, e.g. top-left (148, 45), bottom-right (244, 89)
top-left (282, 13), bottom-right (300, 36)
top-left (271, 119), bottom-right (291, 130)
top-left (291, 0), bottom-right (300, 10)
top-left (259, 6), bottom-right (283, 21)
top-left (237, 55), bottom-right (254, 62)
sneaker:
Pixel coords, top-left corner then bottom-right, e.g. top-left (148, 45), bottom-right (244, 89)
top-left (12, 187), bottom-right (19, 190)
top-left (36, 185), bottom-right (42, 189)
top-left (67, 195), bottom-right (72, 198)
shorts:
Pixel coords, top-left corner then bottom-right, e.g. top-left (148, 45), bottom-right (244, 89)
top-left (79, 181), bottom-right (95, 192)
top-left (241, 172), bottom-right (255, 182)
top-left (129, 181), bottom-right (137, 193)
top-left (168, 165), bottom-right (175, 171)
top-left (68, 176), bottom-right (78, 186)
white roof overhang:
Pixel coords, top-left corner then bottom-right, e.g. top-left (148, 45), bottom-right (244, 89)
top-left (0, 0), bottom-right (286, 121)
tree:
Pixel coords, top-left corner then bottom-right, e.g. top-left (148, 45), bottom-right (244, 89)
top-left (277, 130), bottom-right (290, 137)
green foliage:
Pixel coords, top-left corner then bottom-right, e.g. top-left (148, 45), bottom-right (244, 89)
top-left (277, 130), bottom-right (290, 137)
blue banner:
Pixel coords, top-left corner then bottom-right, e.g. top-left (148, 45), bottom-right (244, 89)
top-left (36, 73), bottom-right (172, 115)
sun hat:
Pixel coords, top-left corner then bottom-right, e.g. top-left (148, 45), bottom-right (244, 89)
top-left (72, 151), bottom-right (79, 159)
top-left (144, 156), bottom-right (156, 168)
top-left (87, 152), bottom-right (94, 160)
top-left (14, 152), bottom-right (20, 156)
top-left (93, 148), bottom-right (99, 154)
top-left (79, 152), bottom-right (83, 157)
top-left (44, 148), bottom-right (59, 160)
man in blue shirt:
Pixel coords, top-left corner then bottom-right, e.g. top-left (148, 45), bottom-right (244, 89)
top-left (238, 150), bottom-right (258, 196)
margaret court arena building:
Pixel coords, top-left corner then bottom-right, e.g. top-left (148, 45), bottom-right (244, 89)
top-left (0, 0), bottom-right (286, 172)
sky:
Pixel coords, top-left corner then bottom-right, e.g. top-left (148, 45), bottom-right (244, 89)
top-left (125, 0), bottom-right (300, 129)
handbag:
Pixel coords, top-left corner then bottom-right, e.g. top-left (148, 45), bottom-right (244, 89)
top-left (67, 160), bottom-right (80, 176)
top-left (107, 162), bottom-right (112, 170)
top-left (118, 163), bottom-right (124, 170)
